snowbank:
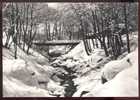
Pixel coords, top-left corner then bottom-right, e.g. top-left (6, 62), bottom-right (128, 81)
top-left (85, 62), bottom-right (138, 97)
top-left (63, 41), bottom-right (89, 60)
top-left (3, 75), bottom-right (52, 97)
top-left (84, 48), bottom-right (138, 97)
top-left (3, 59), bottom-right (26, 74)
top-left (101, 48), bottom-right (138, 81)
top-left (3, 46), bottom-right (65, 97)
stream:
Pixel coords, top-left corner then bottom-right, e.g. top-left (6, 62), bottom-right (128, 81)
top-left (50, 57), bottom-right (78, 97)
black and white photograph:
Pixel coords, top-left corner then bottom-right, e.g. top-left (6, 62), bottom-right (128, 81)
top-left (2, 2), bottom-right (138, 97)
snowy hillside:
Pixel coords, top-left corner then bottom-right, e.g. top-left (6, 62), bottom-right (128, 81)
top-left (83, 48), bottom-right (138, 97)
top-left (3, 46), bottom-right (65, 97)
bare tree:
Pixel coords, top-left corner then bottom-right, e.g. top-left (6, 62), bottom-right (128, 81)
top-left (124, 3), bottom-right (130, 53)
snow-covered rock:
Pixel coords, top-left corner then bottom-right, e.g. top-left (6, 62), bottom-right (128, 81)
top-left (101, 48), bottom-right (138, 82)
top-left (49, 50), bottom-right (64, 57)
top-left (47, 80), bottom-right (65, 97)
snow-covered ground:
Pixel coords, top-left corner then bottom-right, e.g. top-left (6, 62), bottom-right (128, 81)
top-left (3, 31), bottom-right (138, 97)
top-left (3, 45), bottom-right (65, 97)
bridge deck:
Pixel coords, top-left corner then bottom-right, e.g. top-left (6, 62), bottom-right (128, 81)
top-left (33, 40), bottom-right (81, 46)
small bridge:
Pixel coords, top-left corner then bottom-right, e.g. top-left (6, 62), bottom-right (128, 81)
top-left (33, 40), bottom-right (81, 46)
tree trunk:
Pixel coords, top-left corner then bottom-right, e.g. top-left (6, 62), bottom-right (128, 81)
top-left (101, 38), bottom-right (109, 57)
top-left (124, 4), bottom-right (130, 53)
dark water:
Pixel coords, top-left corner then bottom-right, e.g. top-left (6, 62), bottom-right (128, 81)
top-left (58, 67), bottom-right (77, 97)
top-left (51, 60), bottom-right (78, 97)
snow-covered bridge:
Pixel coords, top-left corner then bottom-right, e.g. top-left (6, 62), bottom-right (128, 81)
top-left (33, 40), bottom-right (81, 46)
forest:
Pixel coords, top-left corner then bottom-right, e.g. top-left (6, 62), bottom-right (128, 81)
top-left (2, 2), bottom-right (138, 97)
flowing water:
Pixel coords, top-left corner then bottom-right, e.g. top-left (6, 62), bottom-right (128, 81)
top-left (50, 57), bottom-right (78, 97)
